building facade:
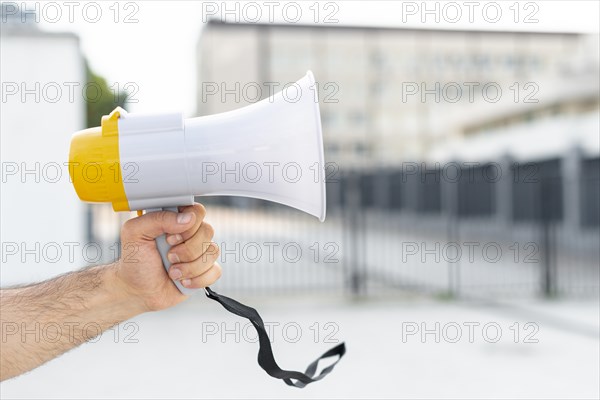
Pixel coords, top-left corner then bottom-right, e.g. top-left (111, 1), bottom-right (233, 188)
top-left (197, 21), bottom-right (593, 168)
top-left (1, 8), bottom-right (87, 285)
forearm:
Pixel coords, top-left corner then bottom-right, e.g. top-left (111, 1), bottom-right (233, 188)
top-left (0, 263), bottom-right (145, 381)
top-left (0, 204), bottom-right (218, 381)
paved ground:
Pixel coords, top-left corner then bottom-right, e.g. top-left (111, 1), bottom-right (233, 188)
top-left (2, 208), bottom-right (598, 398)
top-left (1, 294), bottom-right (598, 399)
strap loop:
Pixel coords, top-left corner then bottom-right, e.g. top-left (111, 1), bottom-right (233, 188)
top-left (204, 287), bottom-right (346, 388)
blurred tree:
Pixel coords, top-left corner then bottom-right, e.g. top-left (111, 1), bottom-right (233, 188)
top-left (85, 65), bottom-right (128, 128)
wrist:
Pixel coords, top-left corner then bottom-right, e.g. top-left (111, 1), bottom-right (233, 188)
top-left (102, 263), bottom-right (149, 317)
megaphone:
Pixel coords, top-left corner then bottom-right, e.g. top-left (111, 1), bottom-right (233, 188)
top-left (69, 71), bottom-right (326, 294)
top-left (68, 71), bottom-right (345, 387)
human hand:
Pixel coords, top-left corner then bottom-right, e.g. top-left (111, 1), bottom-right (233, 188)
top-left (112, 203), bottom-right (221, 312)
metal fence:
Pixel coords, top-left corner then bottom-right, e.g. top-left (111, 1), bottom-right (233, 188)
top-left (91, 156), bottom-right (599, 299)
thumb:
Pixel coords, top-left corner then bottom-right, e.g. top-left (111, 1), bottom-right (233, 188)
top-left (124, 210), bottom-right (196, 241)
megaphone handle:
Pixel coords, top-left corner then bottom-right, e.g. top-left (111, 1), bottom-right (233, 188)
top-left (149, 207), bottom-right (199, 296)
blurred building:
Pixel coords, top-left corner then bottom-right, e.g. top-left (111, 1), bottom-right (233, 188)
top-left (428, 37), bottom-right (599, 230)
top-left (196, 20), bottom-right (599, 234)
top-left (431, 34), bottom-right (599, 162)
top-left (197, 20), bottom-right (596, 168)
top-left (1, 6), bottom-right (87, 285)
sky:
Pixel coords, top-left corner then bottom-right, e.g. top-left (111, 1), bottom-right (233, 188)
top-left (36, 0), bottom-right (600, 116)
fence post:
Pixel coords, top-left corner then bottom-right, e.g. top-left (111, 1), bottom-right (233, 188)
top-left (344, 170), bottom-right (366, 297)
top-left (496, 155), bottom-right (513, 226)
top-left (441, 162), bottom-right (460, 297)
top-left (540, 178), bottom-right (557, 297)
top-left (563, 147), bottom-right (582, 230)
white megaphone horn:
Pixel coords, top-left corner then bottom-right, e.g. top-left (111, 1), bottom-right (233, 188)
top-left (69, 71), bottom-right (326, 294)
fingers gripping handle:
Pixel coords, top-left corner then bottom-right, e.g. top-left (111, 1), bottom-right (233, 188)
top-left (149, 207), bottom-right (199, 296)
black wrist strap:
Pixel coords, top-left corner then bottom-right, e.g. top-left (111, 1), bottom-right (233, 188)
top-left (204, 287), bottom-right (346, 388)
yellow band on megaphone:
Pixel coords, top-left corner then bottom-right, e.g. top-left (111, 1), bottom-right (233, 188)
top-left (68, 107), bottom-right (130, 211)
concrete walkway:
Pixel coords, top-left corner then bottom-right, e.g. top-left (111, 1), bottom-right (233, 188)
top-left (1, 294), bottom-right (598, 399)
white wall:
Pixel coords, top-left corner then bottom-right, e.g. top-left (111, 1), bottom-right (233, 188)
top-left (1, 31), bottom-right (86, 286)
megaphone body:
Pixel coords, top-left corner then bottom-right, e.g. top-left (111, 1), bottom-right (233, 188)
top-left (69, 71), bottom-right (326, 294)
top-left (68, 72), bottom-right (347, 384)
